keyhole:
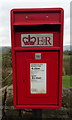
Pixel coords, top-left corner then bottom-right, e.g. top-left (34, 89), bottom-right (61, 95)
top-left (23, 80), bottom-right (25, 82)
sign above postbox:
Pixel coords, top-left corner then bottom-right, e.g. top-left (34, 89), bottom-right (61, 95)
top-left (21, 34), bottom-right (53, 47)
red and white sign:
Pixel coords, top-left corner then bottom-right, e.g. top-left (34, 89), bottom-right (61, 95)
top-left (21, 34), bottom-right (53, 47)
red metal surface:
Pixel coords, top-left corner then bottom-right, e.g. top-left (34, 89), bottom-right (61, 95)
top-left (11, 8), bottom-right (64, 109)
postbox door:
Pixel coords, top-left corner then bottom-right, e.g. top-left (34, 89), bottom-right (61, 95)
top-left (15, 50), bottom-right (59, 105)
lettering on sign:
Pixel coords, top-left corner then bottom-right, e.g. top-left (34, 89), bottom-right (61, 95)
top-left (21, 34), bottom-right (53, 46)
top-left (30, 63), bottom-right (46, 94)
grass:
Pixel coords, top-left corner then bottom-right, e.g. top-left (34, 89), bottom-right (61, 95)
top-left (63, 54), bottom-right (71, 88)
top-left (63, 54), bottom-right (70, 59)
top-left (62, 75), bottom-right (72, 88)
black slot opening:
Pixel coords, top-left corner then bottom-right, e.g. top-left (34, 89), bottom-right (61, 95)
top-left (14, 24), bottom-right (61, 32)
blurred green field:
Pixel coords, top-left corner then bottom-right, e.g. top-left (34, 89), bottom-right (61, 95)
top-left (62, 75), bottom-right (72, 88)
top-left (62, 54), bottom-right (71, 88)
top-left (63, 54), bottom-right (71, 76)
top-left (63, 54), bottom-right (70, 59)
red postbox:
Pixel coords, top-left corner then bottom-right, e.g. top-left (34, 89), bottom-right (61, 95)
top-left (11, 8), bottom-right (64, 109)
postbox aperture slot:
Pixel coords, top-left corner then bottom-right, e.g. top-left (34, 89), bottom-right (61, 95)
top-left (14, 24), bottom-right (60, 32)
top-left (14, 25), bottom-right (60, 47)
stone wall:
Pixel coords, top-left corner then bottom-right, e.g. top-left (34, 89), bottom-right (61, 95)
top-left (0, 85), bottom-right (72, 120)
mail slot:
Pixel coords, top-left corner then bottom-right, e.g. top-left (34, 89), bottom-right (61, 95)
top-left (11, 8), bottom-right (64, 109)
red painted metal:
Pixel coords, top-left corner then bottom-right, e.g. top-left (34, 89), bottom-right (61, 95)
top-left (11, 8), bottom-right (64, 109)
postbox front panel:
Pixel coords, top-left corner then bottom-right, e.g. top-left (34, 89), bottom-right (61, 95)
top-left (15, 51), bottom-right (59, 105)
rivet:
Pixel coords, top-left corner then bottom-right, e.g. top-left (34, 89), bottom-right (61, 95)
top-left (25, 16), bottom-right (28, 19)
top-left (46, 16), bottom-right (48, 18)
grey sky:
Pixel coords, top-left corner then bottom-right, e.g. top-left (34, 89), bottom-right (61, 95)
top-left (0, 0), bottom-right (71, 46)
